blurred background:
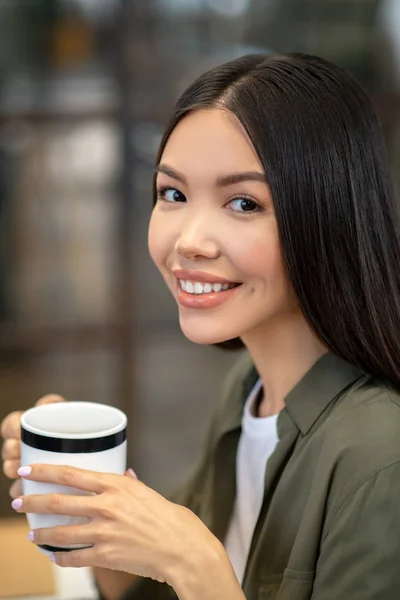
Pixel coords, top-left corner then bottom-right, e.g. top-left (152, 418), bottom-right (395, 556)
top-left (1, 0), bottom-right (400, 523)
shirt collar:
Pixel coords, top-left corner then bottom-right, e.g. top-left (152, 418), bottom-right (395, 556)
top-left (283, 352), bottom-right (366, 435)
top-left (219, 351), bottom-right (366, 438)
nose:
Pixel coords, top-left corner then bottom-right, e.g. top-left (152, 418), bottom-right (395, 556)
top-left (175, 215), bottom-right (220, 260)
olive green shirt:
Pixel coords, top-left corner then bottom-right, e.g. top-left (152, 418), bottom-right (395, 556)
top-left (121, 351), bottom-right (400, 599)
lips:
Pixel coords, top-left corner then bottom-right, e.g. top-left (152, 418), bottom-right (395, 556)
top-left (174, 280), bottom-right (241, 310)
top-left (172, 269), bottom-right (240, 285)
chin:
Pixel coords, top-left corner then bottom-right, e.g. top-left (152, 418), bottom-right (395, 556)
top-left (179, 321), bottom-right (237, 346)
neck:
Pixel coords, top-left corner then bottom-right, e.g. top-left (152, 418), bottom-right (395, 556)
top-left (241, 311), bottom-right (328, 417)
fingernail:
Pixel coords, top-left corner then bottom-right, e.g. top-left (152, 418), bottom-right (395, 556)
top-left (28, 531), bottom-right (34, 542)
top-left (49, 553), bottom-right (56, 563)
top-left (11, 498), bottom-right (22, 510)
top-left (128, 468), bottom-right (138, 478)
top-left (18, 466), bottom-right (32, 477)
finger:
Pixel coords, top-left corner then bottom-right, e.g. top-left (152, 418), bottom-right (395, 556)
top-left (11, 493), bottom-right (96, 518)
top-left (30, 524), bottom-right (95, 549)
top-left (17, 464), bottom-right (108, 494)
top-left (3, 458), bottom-right (20, 479)
top-left (0, 411), bottom-right (23, 440)
top-left (1, 439), bottom-right (20, 461)
top-left (36, 394), bottom-right (66, 407)
top-left (52, 546), bottom-right (98, 569)
top-left (0, 397), bottom-right (65, 440)
top-left (125, 468), bottom-right (138, 479)
top-left (9, 478), bottom-right (22, 499)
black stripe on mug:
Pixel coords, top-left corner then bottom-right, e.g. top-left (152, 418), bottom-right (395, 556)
top-left (21, 427), bottom-right (126, 454)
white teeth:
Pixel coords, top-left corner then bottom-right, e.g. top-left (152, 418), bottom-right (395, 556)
top-left (179, 280), bottom-right (236, 295)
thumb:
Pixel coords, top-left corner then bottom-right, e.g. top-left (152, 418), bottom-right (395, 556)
top-left (36, 394), bottom-right (66, 407)
top-left (125, 468), bottom-right (138, 479)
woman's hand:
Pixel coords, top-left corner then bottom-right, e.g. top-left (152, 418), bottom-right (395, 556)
top-left (11, 463), bottom-right (221, 589)
top-left (1, 395), bottom-right (65, 499)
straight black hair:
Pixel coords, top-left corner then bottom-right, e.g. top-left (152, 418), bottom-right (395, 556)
top-left (153, 53), bottom-right (400, 389)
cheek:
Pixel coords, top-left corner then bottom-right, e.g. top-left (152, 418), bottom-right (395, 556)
top-left (233, 227), bottom-right (284, 284)
top-left (148, 210), bottom-right (171, 272)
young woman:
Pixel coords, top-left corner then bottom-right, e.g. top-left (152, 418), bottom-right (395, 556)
top-left (2, 53), bottom-right (400, 600)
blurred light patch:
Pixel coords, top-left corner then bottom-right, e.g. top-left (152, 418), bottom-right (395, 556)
top-left (131, 122), bottom-right (163, 164)
top-left (157, 0), bottom-right (204, 15)
top-left (206, 0), bottom-right (250, 17)
top-left (379, 0), bottom-right (400, 88)
top-left (64, 0), bottom-right (117, 19)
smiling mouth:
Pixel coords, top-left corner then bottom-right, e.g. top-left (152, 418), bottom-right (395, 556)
top-left (178, 279), bottom-right (242, 295)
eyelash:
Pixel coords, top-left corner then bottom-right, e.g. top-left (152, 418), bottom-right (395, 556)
top-left (156, 186), bottom-right (264, 215)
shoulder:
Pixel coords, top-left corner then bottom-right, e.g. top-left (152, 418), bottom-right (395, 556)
top-left (322, 380), bottom-right (400, 488)
top-left (332, 380), bottom-right (400, 448)
top-left (307, 381), bottom-right (400, 534)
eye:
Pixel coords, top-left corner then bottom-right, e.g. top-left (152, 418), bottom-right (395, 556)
top-left (157, 187), bottom-right (186, 203)
top-left (228, 197), bottom-right (261, 214)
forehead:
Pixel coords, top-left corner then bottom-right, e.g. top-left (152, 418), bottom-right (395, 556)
top-left (160, 108), bottom-right (263, 175)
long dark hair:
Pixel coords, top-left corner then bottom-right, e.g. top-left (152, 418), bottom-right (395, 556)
top-left (153, 53), bottom-right (400, 389)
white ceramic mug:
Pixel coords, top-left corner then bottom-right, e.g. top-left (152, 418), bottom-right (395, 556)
top-left (20, 401), bottom-right (127, 554)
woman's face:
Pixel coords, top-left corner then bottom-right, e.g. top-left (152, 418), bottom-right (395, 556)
top-left (148, 108), bottom-right (298, 345)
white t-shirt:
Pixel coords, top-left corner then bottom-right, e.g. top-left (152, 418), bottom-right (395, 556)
top-left (224, 379), bottom-right (280, 585)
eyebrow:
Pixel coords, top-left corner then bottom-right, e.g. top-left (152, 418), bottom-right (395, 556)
top-left (155, 164), bottom-right (267, 187)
